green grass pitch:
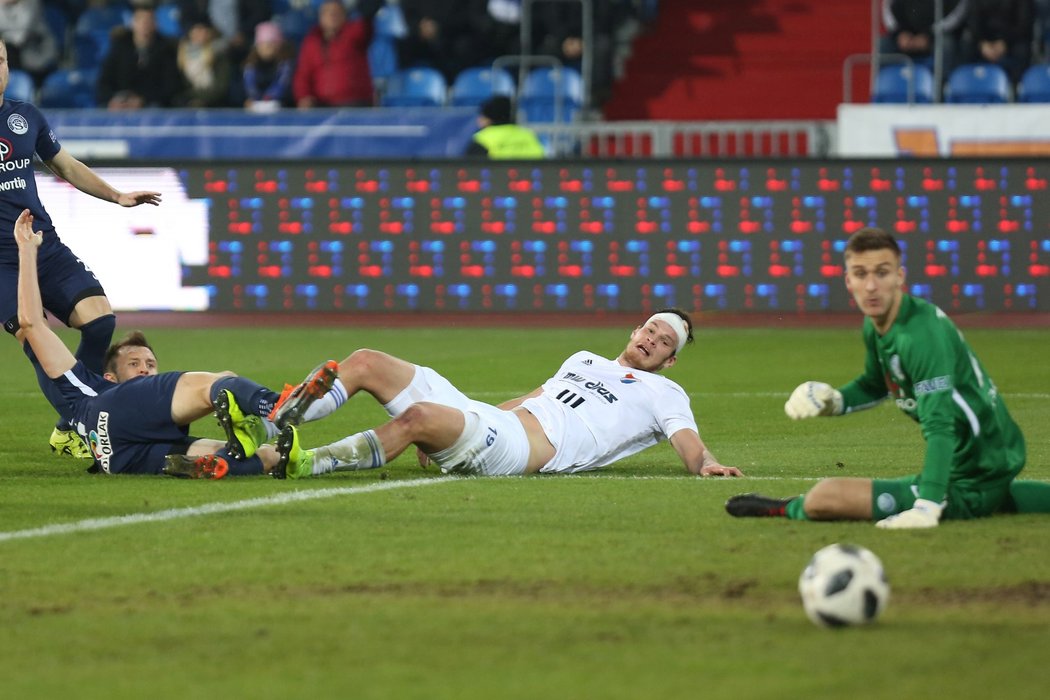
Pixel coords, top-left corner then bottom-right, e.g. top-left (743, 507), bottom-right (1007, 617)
top-left (1, 322), bottom-right (1048, 699)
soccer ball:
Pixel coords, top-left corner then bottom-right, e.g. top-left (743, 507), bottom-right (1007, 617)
top-left (798, 543), bottom-right (890, 628)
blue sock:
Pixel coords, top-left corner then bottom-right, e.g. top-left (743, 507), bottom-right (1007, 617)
top-left (215, 449), bottom-right (266, 476)
top-left (209, 376), bottom-right (281, 417)
top-left (76, 314), bottom-right (116, 374)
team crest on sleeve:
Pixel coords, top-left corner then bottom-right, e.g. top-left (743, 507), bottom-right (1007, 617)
top-left (7, 114), bottom-right (29, 136)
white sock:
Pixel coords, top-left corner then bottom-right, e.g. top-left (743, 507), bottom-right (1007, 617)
top-left (262, 417), bottom-right (279, 439)
top-left (302, 380), bottom-right (348, 423)
top-left (315, 430), bottom-right (386, 472)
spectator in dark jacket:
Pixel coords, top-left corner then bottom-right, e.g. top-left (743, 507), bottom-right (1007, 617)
top-left (293, 0), bottom-right (375, 108)
top-left (880, 0), bottom-right (969, 74)
top-left (97, 5), bottom-right (185, 109)
top-left (961, 0), bottom-right (1034, 84)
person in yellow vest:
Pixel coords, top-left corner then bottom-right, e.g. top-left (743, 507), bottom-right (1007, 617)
top-left (465, 95), bottom-right (546, 158)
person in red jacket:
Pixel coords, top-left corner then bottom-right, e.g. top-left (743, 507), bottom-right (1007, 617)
top-left (293, 0), bottom-right (375, 108)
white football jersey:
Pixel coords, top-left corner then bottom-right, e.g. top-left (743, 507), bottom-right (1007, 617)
top-left (521, 351), bottom-right (698, 473)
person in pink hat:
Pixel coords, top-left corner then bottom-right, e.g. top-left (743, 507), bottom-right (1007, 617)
top-left (242, 20), bottom-right (295, 109)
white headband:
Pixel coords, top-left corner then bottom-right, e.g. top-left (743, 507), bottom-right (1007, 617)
top-left (646, 312), bottom-right (690, 353)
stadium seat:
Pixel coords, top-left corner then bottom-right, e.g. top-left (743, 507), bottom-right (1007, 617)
top-left (380, 67), bottom-right (447, 107)
top-left (273, 9), bottom-right (314, 45)
top-left (43, 2), bottom-right (69, 57)
top-left (944, 63), bottom-right (1012, 104)
top-left (871, 63), bottom-right (934, 103)
top-left (449, 67), bottom-right (515, 107)
top-left (39, 68), bottom-right (99, 109)
top-left (73, 5), bottom-right (127, 71)
top-left (1017, 64), bottom-right (1050, 103)
top-left (154, 3), bottom-right (183, 38)
top-left (372, 3), bottom-right (408, 38)
top-left (518, 66), bottom-right (583, 123)
top-left (5, 69), bottom-right (36, 102)
top-left (368, 36), bottom-right (399, 85)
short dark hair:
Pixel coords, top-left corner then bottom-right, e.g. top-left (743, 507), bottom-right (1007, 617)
top-left (480, 96), bottom-right (513, 125)
top-left (655, 306), bottom-right (694, 353)
top-left (104, 331), bottom-right (155, 375)
top-left (844, 227), bottom-right (901, 261)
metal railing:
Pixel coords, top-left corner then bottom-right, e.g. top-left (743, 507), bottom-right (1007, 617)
top-left (529, 120), bottom-right (835, 158)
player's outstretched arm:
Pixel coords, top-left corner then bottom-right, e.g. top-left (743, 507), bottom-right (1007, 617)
top-left (785, 381), bottom-right (844, 420)
top-left (14, 210), bottom-right (77, 378)
top-left (43, 149), bottom-right (162, 207)
top-left (670, 429), bottom-right (743, 477)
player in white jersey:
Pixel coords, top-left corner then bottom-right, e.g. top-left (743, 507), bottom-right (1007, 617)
top-left (270, 309), bottom-right (742, 479)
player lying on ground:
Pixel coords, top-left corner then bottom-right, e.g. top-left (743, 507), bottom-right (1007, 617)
top-left (725, 227), bottom-right (1050, 529)
top-left (266, 308), bottom-right (743, 480)
top-left (15, 208), bottom-right (291, 478)
top-left (1, 38), bottom-right (163, 459)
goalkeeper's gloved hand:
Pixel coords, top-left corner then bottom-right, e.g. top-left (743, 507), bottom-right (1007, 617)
top-left (875, 499), bottom-right (943, 530)
top-left (784, 381), bottom-right (844, 420)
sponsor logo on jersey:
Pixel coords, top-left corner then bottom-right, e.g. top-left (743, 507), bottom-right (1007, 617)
top-left (894, 397), bottom-right (918, 413)
top-left (620, 373), bottom-right (638, 384)
top-left (562, 372), bottom-right (619, 403)
top-left (89, 411), bottom-right (114, 474)
top-left (913, 375), bottom-right (952, 395)
top-left (7, 113), bottom-right (29, 136)
top-left (582, 359), bottom-right (592, 365)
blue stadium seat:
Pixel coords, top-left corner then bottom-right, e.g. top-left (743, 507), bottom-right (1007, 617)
top-left (43, 3), bottom-right (69, 57)
top-left (945, 63), bottom-right (1012, 103)
top-left (518, 66), bottom-right (582, 123)
top-left (5, 69), bottom-right (36, 102)
top-left (381, 67), bottom-right (447, 106)
top-left (368, 36), bottom-right (399, 84)
top-left (40, 68), bottom-right (99, 109)
top-left (1017, 64), bottom-right (1050, 103)
top-left (372, 3), bottom-right (408, 38)
top-left (871, 63), bottom-right (933, 103)
top-left (154, 3), bottom-right (183, 38)
top-left (273, 9), bottom-right (314, 45)
top-left (449, 67), bottom-right (515, 107)
top-left (73, 5), bottom-right (127, 71)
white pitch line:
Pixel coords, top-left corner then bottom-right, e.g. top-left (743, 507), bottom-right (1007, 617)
top-left (467, 390), bottom-right (1050, 400)
top-left (0, 477), bottom-right (453, 544)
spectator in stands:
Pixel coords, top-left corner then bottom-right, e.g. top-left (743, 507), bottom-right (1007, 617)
top-left (466, 0), bottom-right (522, 64)
top-left (532, 1), bottom-right (629, 107)
top-left (293, 0), bottom-right (377, 108)
top-left (0, 0), bottom-right (59, 85)
top-left (177, 0), bottom-right (273, 69)
top-left (398, 1), bottom-right (474, 83)
top-left (880, 0), bottom-right (969, 75)
top-left (465, 95), bottom-right (545, 159)
top-left (97, 3), bottom-right (185, 109)
top-left (242, 20), bottom-right (294, 110)
top-left (961, 0), bottom-right (1035, 84)
top-left (177, 17), bottom-right (232, 107)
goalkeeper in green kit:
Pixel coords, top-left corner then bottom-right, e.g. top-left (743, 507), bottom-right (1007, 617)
top-left (726, 227), bottom-right (1050, 530)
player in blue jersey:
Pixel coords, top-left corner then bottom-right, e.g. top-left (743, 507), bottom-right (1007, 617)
top-left (1, 38), bottom-right (162, 458)
top-left (726, 227), bottom-right (1050, 528)
top-left (14, 207), bottom-right (299, 478)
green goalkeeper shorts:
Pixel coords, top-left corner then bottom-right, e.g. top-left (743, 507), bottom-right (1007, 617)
top-left (871, 474), bottom-right (1016, 521)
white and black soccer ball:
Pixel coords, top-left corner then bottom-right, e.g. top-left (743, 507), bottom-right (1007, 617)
top-left (798, 543), bottom-right (890, 628)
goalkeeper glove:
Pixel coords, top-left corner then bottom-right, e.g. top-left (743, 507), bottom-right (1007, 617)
top-left (784, 381), bottom-right (844, 420)
top-left (875, 498), bottom-right (943, 530)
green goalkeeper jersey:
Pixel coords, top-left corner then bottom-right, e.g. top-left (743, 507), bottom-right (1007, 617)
top-left (838, 294), bottom-right (1026, 502)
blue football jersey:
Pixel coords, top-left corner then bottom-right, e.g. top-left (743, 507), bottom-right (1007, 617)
top-left (0, 98), bottom-right (62, 257)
